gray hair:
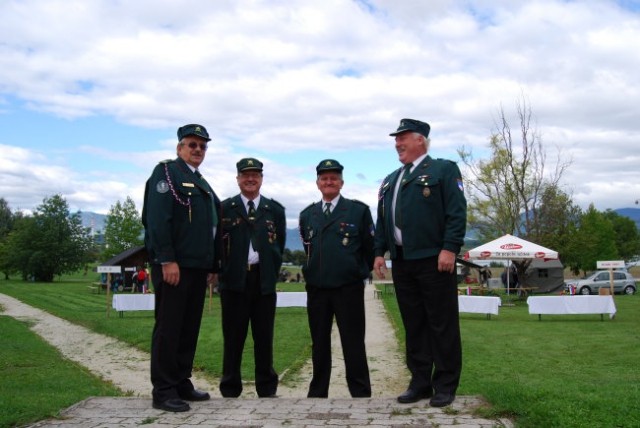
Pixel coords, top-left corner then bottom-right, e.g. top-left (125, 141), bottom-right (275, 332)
top-left (413, 132), bottom-right (430, 153)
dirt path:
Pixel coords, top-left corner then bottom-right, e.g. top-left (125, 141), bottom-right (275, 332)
top-left (0, 283), bottom-right (407, 398)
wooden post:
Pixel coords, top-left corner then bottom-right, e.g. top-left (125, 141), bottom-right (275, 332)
top-left (609, 268), bottom-right (615, 296)
top-left (106, 273), bottom-right (111, 318)
top-left (97, 265), bottom-right (121, 318)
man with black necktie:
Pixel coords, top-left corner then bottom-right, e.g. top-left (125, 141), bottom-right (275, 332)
top-left (373, 119), bottom-right (467, 407)
top-left (218, 158), bottom-right (286, 398)
top-left (143, 123), bottom-right (222, 412)
top-left (298, 159), bottom-right (375, 398)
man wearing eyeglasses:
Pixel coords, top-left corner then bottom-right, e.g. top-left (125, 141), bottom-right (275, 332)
top-left (143, 123), bottom-right (222, 412)
top-left (217, 158), bottom-right (286, 398)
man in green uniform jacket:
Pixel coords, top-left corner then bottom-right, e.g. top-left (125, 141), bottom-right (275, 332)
top-left (373, 118), bottom-right (466, 408)
top-left (143, 123), bottom-right (222, 412)
top-left (299, 159), bottom-right (374, 398)
top-left (218, 157), bottom-right (286, 398)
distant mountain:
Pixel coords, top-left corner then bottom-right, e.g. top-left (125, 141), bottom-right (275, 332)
top-left (80, 211), bottom-right (107, 235)
top-left (614, 207), bottom-right (640, 230)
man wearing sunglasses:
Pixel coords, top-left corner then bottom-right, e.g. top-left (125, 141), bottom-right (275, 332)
top-left (143, 123), bottom-right (222, 412)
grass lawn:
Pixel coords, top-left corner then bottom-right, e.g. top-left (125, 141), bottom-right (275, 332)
top-left (0, 273), bottom-right (310, 427)
top-left (2, 268), bottom-right (639, 427)
top-left (0, 316), bottom-right (121, 427)
top-left (380, 287), bottom-right (640, 428)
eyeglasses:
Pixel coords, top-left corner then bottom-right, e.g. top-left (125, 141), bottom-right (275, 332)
top-left (181, 142), bottom-right (208, 151)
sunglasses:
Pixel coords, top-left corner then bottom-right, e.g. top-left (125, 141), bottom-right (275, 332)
top-left (182, 142), bottom-right (208, 151)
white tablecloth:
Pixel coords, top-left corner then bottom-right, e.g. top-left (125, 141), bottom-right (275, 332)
top-left (276, 292), bottom-right (307, 307)
top-left (527, 296), bottom-right (616, 318)
top-left (112, 294), bottom-right (155, 311)
top-left (458, 296), bottom-right (501, 315)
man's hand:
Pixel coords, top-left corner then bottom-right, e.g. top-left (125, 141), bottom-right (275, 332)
top-left (374, 256), bottom-right (388, 279)
top-left (162, 262), bottom-right (180, 286)
top-left (438, 250), bottom-right (456, 273)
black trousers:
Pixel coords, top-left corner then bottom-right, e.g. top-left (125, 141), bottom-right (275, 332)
top-left (305, 282), bottom-right (371, 398)
top-left (392, 254), bottom-right (462, 395)
top-left (219, 267), bottom-right (278, 397)
top-left (150, 265), bottom-right (208, 402)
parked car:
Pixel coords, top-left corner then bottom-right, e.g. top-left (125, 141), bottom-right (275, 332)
top-left (565, 271), bottom-right (637, 295)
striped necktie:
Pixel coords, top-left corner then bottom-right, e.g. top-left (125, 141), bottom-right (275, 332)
top-left (323, 202), bottom-right (331, 217)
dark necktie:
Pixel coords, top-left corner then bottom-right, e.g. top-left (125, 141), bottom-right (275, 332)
top-left (323, 202), bottom-right (331, 217)
top-left (394, 163), bottom-right (412, 228)
top-left (247, 200), bottom-right (257, 250)
top-left (248, 200), bottom-right (257, 221)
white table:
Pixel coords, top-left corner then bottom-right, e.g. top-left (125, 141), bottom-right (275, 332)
top-left (112, 294), bottom-right (155, 317)
top-left (458, 296), bottom-right (501, 319)
top-left (527, 296), bottom-right (617, 320)
top-left (276, 292), bottom-right (307, 307)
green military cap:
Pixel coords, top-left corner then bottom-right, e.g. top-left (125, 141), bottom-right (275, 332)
top-left (316, 159), bottom-right (344, 174)
top-left (236, 157), bottom-right (263, 172)
top-left (177, 124), bottom-right (211, 141)
top-left (389, 118), bottom-right (430, 138)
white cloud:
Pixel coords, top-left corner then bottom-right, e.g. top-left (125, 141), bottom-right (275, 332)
top-left (0, 0), bottom-right (639, 221)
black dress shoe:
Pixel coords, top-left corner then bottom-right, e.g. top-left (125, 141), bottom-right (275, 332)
top-left (152, 398), bottom-right (190, 412)
top-left (178, 389), bottom-right (211, 401)
top-left (397, 389), bottom-right (432, 404)
top-left (429, 392), bottom-right (455, 407)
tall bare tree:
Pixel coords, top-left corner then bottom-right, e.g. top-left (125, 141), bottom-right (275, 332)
top-left (458, 96), bottom-right (572, 284)
top-left (459, 96), bottom-right (571, 241)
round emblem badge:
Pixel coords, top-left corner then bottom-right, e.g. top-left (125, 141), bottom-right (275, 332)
top-left (422, 187), bottom-right (431, 198)
top-left (156, 180), bottom-right (169, 193)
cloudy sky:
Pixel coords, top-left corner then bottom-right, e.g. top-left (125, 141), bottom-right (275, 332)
top-left (1, 0), bottom-right (639, 228)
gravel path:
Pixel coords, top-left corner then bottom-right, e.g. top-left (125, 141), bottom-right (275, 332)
top-left (0, 283), bottom-right (408, 399)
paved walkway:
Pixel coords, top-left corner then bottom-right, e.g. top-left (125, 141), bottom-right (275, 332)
top-left (1, 286), bottom-right (514, 427)
top-left (29, 396), bottom-right (512, 427)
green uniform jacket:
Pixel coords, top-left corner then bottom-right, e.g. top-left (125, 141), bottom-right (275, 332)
top-left (299, 197), bottom-right (375, 288)
top-left (218, 195), bottom-right (286, 295)
top-left (142, 158), bottom-right (222, 271)
top-left (374, 156), bottom-right (467, 260)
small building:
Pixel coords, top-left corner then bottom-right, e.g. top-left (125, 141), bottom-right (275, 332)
top-left (98, 246), bottom-right (149, 291)
top-left (523, 259), bottom-right (565, 293)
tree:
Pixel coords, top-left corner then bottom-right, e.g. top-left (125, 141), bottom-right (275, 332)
top-left (536, 185), bottom-right (582, 269)
top-left (459, 96), bottom-right (571, 241)
top-left (0, 198), bottom-right (13, 239)
top-left (565, 205), bottom-right (618, 275)
top-left (457, 96), bottom-right (571, 284)
top-left (102, 196), bottom-right (144, 259)
top-left (602, 210), bottom-right (640, 262)
top-left (0, 198), bottom-right (18, 279)
top-left (3, 195), bottom-right (92, 281)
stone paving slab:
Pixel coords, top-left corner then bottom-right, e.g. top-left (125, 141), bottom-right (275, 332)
top-left (28, 396), bottom-right (513, 427)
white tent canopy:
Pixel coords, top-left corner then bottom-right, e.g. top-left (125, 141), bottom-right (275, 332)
top-left (464, 234), bottom-right (558, 261)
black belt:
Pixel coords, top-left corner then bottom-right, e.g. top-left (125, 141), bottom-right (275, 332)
top-left (247, 263), bottom-right (260, 271)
